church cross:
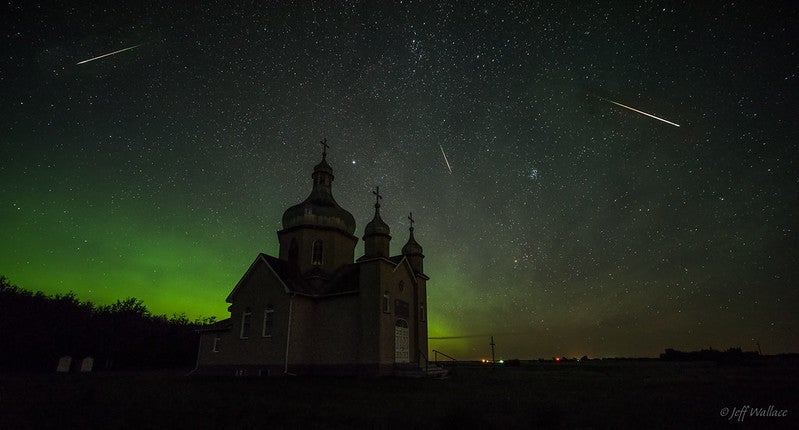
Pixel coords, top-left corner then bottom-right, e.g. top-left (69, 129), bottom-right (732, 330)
top-left (320, 138), bottom-right (329, 158)
top-left (408, 212), bottom-right (415, 230)
top-left (372, 186), bottom-right (382, 206)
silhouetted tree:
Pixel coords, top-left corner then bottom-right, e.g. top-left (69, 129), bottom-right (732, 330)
top-left (0, 276), bottom-right (213, 371)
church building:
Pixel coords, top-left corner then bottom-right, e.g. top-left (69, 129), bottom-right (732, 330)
top-left (194, 141), bottom-right (431, 376)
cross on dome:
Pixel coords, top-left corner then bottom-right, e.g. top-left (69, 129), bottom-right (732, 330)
top-left (372, 186), bottom-right (382, 207)
top-left (320, 138), bottom-right (329, 158)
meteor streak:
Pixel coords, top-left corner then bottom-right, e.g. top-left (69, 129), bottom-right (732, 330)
top-left (429, 332), bottom-right (530, 339)
top-left (600, 96), bottom-right (680, 127)
top-left (439, 144), bottom-right (452, 174)
top-left (77, 44), bottom-right (140, 65)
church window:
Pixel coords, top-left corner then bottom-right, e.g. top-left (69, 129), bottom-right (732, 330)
top-left (382, 292), bottom-right (390, 313)
top-left (312, 240), bottom-right (324, 265)
top-left (212, 336), bottom-right (220, 352)
top-left (240, 307), bottom-right (252, 339)
top-left (262, 305), bottom-right (274, 337)
top-left (398, 280), bottom-right (404, 292)
top-left (420, 304), bottom-right (426, 322)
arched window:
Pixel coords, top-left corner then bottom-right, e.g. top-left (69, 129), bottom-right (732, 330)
top-left (394, 319), bottom-right (409, 363)
top-left (262, 305), bottom-right (274, 337)
top-left (312, 240), bottom-right (323, 265)
top-left (382, 291), bottom-right (391, 313)
top-left (240, 307), bottom-right (252, 339)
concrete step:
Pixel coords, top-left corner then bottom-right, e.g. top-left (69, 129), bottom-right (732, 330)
top-left (394, 364), bottom-right (449, 378)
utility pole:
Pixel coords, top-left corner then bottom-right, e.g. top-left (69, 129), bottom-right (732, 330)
top-left (490, 336), bottom-right (496, 366)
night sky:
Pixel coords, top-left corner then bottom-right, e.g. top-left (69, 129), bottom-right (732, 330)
top-left (2, 1), bottom-right (797, 360)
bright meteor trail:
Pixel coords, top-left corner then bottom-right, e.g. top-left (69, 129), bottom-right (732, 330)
top-left (600, 97), bottom-right (680, 127)
top-left (439, 144), bottom-right (453, 174)
top-left (77, 44), bottom-right (140, 65)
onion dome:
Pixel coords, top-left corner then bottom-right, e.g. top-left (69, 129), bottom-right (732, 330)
top-left (364, 186), bottom-right (390, 238)
top-left (313, 156), bottom-right (333, 176)
top-left (402, 228), bottom-right (423, 256)
top-left (281, 142), bottom-right (356, 235)
top-left (401, 212), bottom-right (423, 256)
top-left (365, 209), bottom-right (390, 237)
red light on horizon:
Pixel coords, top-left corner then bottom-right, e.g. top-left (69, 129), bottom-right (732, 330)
top-left (555, 357), bottom-right (561, 362)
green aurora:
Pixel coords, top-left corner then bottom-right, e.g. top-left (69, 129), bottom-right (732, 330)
top-left (2, 2), bottom-right (797, 360)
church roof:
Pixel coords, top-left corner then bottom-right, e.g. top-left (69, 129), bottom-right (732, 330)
top-left (228, 254), bottom-right (362, 301)
top-left (195, 318), bottom-right (232, 332)
top-left (228, 250), bottom-right (432, 303)
top-left (364, 206), bottom-right (390, 237)
top-left (261, 254), bottom-right (360, 297)
top-left (281, 191), bottom-right (357, 235)
top-left (401, 228), bottom-right (423, 256)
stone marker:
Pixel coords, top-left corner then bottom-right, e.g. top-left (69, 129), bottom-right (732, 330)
top-left (80, 356), bottom-right (94, 372)
top-left (57, 356), bottom-right (72, 373)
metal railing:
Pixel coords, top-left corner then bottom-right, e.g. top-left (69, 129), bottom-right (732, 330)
top-left (418, 350), bottom-right (429, 373)
top-left (433, 349), bottom-right (457, 365)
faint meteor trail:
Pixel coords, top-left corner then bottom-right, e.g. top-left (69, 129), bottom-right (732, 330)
top-left (439, 144), bottom-right (452, 174)
top-left (77, 44), bottom-right (140, 65)
top-left (429, 332), bottom-right (532, 339)
top-left (599, 96), bottom-right (680, 127)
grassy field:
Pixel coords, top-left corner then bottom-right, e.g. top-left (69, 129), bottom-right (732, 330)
top-left (1, 361), bottom-right (797, 429)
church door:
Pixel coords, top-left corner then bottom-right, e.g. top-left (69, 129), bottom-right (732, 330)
top-left (394, 319), bottom-right (409, 363)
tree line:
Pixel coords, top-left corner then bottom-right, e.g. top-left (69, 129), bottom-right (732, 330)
top-left (0, 276), bottom-right (215, 372)
top-left (659, 347), bottom-right (760, 363)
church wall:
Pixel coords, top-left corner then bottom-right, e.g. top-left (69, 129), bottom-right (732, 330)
top-left (278, 227), bottom-right (357, 274)
top-left (312, 294), bottom-right (361, 366)
top-left (355, 261), bottom-right (379, 365)
top-left (284, 295), bottom-right (314, 369)
top-left (196, 260), bottom-right (430, 376)
top-left (358, 259), bottom-right (420, 367)
top-left (389, 264), bottom-right (418, 365)
top-left (415, 277), bottom-right (429, 365)
top-left (200, 261), bottom-right (290, 371)
top-left (379, 265), bottom-right (399, 366)
top-left (196, 331), bottom-right (221, 367)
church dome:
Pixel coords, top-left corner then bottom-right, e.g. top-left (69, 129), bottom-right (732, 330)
top-left (364, 208), bottom-right (390, 237)
top-left (281, 193), bottom-right (357, 235)
top-left (402, 228), bottom-right (423, 256)
top-left (281, 151), bottom-right (356, 236)
top-left (313, 157), bottom-right (333, 175)
top-left (364, 187), bottom-right (390, 238)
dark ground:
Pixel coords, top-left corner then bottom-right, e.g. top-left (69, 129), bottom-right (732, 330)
top-left (1, 361), bottom-right (797, 429)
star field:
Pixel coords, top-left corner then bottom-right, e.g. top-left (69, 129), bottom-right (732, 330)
top-left (1, 1), bottom-right (797, 359)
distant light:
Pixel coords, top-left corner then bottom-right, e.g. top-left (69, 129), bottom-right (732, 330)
top-left (498, 359), bottom-right (504, 364)
top-left (555, 357), bottom-right (561, 362)
top-left (352, 160), bottom-right (356, 164)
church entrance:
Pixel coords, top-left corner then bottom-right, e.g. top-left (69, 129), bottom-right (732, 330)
top-left (394, 319), bottom-right (409, 363)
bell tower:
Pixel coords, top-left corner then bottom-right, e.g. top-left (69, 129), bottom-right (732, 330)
top-left (402, 212), bottom-right (424, 274)
top-left (277, 139), bottom-right (358, 275)
top-left (361, 186), bottom-right (391, 259)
